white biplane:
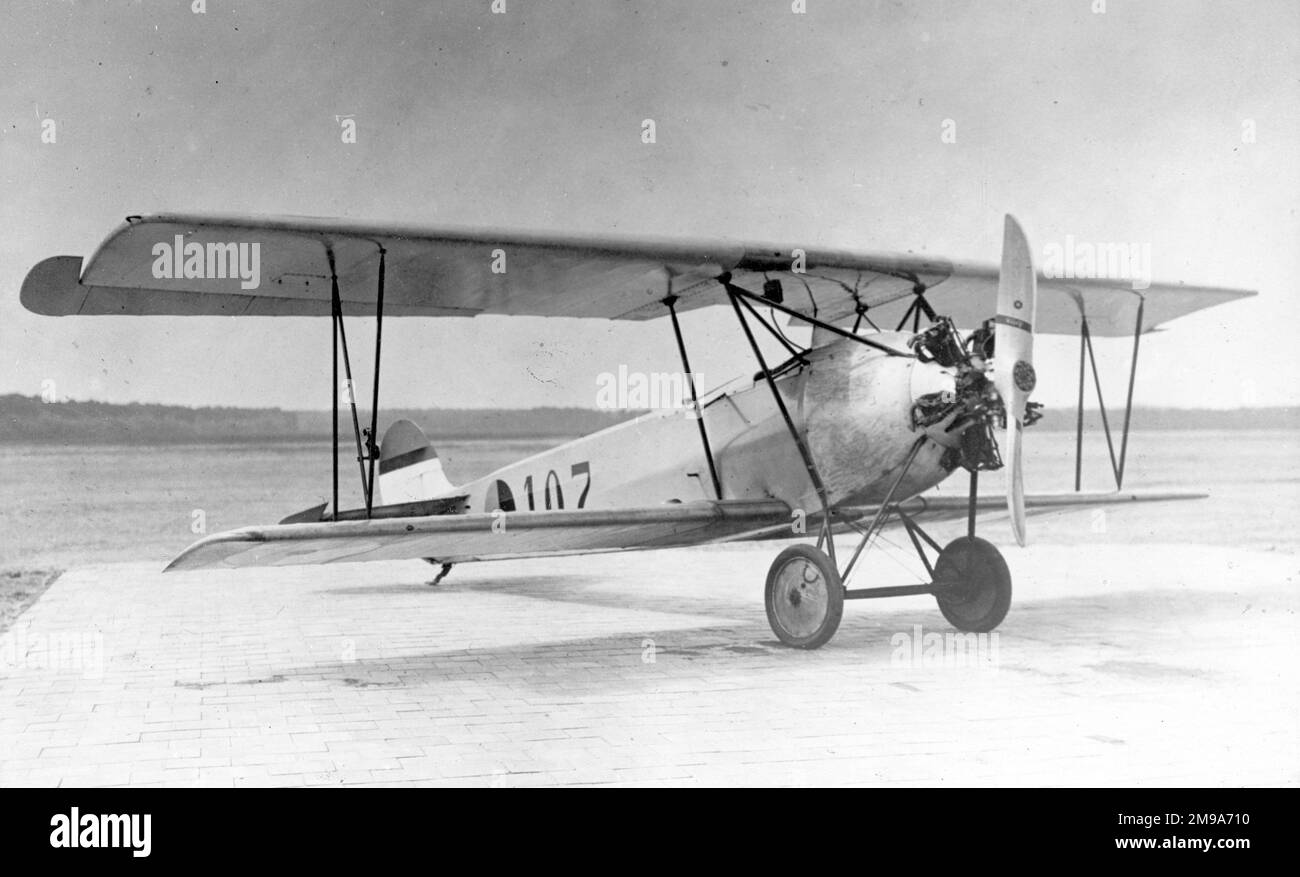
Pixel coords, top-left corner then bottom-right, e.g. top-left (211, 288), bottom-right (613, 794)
top-left (22, 214), bottom-right (1253, 647)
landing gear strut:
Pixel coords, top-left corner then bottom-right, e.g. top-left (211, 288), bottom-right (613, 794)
top-left (423, 559), bottom-right (453, 586)
top-left (760, 481), bottom-right (1013, 648)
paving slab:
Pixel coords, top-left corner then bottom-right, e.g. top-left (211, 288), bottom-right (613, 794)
top-left (0, 539), bottom-right (1295, 786)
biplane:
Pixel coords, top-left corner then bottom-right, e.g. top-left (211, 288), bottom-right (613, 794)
top-left (21, 214), bottom-right (1253, 648)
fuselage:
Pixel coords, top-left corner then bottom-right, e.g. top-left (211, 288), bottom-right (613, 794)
top-left (448, 332), bottom-right (963, 519)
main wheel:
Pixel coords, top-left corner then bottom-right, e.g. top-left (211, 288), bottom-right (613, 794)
top-left (765, 545), bottom-right (844, 649)
top-left (933, 536), bottom-right (1011, 632)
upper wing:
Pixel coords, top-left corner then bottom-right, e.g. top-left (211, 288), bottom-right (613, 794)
top-left (165, 499), bottom-right (791, 572)
top-left (22, 213), bottom-right (1254, 335)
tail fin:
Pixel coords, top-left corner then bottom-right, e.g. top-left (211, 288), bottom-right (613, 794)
top-left (378, 420), bottom-right (456, 504)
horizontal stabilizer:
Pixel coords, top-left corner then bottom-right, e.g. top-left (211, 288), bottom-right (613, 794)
top-left (280, 502), bottom-right (329, 525)
top-left (279, 497), bottom-right (469, 525)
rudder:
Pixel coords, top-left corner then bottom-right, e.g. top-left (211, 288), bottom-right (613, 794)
top-left (378, 420), bottom-right (457, 504)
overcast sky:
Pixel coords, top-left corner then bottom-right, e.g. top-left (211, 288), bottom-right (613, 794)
top-left (2, 0), bottom-right (1295, 411)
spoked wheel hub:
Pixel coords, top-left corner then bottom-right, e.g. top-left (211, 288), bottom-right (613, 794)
top-left (765, 545), bottom-right (844, 649)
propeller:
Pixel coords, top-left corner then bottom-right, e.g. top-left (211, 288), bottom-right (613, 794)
top-left (991, 214), bottom-right (1038, 546)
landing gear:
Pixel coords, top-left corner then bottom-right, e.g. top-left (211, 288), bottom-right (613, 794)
top-left (933, 536), bottom-right (1011, 632)
top-left (423, 559), bottom-right (453, 586)
top-left (764, 545), bottom-right (844, 649)
top-left (721, 276), bottom-right (1019, 649)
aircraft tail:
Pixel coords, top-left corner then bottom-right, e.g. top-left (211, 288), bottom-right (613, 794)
top-left (377, 420), bottom-right (457, 504)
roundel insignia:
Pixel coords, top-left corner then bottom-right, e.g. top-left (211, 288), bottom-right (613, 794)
top-left (1013, 299), bottom-right (1023, 310)
top-left (1013, 360), bottom-right (1037, 393)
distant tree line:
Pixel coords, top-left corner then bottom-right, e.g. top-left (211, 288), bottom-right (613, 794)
top-left (0, 394), bottom-right (637, 444)
top-left (0, 393), bottom-right (1294, 444)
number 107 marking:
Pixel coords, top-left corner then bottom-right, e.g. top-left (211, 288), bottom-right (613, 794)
top-left (522, 462), bottom-right (591, 510)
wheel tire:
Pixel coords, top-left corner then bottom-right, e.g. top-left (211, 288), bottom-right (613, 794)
top-left (765, 545), bottom-right (844, 649)
top-left (933, 536), bottom-right (1012, 633)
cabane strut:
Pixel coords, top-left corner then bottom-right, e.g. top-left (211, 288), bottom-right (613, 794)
top-left (718, 274), bottom-right (960, 599)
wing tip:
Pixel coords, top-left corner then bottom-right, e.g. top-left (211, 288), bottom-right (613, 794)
top-left (20, 255), bottom-right (85, 316)
top-left (164, 528), bottom-right (265, 572)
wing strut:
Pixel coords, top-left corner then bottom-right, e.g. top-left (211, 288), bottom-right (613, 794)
top-left (365, 248), bottom-right (387, 515)
top-left (327, 244), bottom-right (387, 518)
top-left (722, 276), bottom-right (839, 567)
top-left (330, 248), bottom-right (339, 517)
top-left (894, 283), bottom-right (939, 333)
top-left (1073, 298), bottom-right (1144, 491)
top-left (733, 293), bottom-right (809, 364)
top-left (664, 295), bottom-right (723, 500)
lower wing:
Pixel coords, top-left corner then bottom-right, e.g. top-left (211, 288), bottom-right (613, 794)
top-left (165, 500), bottom-right (791, 572)
top-left (739, 489), bottom-right (1206, 541)
top-left (893, 488), bottom-right (1206, 524)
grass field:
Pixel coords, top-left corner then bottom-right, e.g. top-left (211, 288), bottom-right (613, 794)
top-left (0, 569), bottom-right (61, 634)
